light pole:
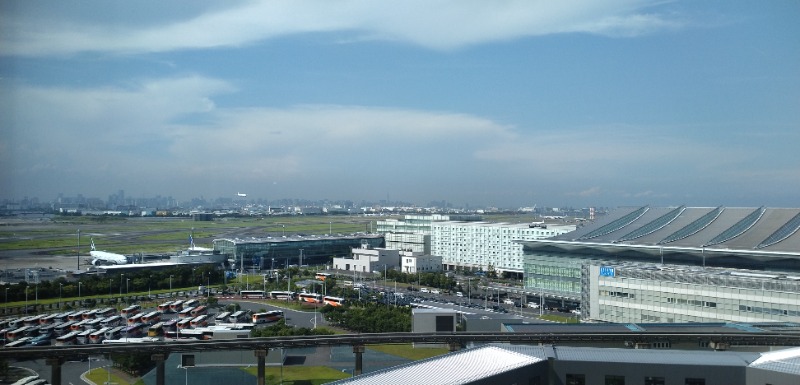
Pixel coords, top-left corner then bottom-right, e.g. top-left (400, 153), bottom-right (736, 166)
top-left (329, 221), bottom-right (332, 235)
top-left (148, 275), bottom-right (152, 299)
top-left (467, 277), bottom-right (471, 306)
top-left (4, 287), bottom-right (8, 312)
top-left (59, 283), bottom-right (63, 308)
top-left (78, 282), bottom-right (83, 304)
top-left (77, 229), bottom-right (81, 271)
top-left (126, 278), bottom-right (130, 295)
top-left (206, 272), bottom-right (210, 300)
top-left (170, 275), bottom-right (174, 296)
top-left (24, 286), bottom-right (28, 315)
top-left (120, 274), bottom-right (124, 296)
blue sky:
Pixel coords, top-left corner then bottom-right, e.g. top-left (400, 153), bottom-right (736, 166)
top-left (1, 1), bottom-right (798, 208)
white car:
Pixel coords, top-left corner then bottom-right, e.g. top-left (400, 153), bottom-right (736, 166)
top-left (431, 289), bottom-right (441, 294)
top-left (456, 292), bottom-right (464, 297)
top-left (527, 303), bottom-right (540, 309)
top-left (420, 288), bottom-right (430, 293)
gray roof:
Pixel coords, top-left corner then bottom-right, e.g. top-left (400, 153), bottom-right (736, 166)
top-left (327, 345), bottom-right (544, 385)
top-left (749, 347), bottom-right (800, 375)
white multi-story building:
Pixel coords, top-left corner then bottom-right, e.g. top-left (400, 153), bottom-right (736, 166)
top-left (377, 214), bottom-right (482, 254)
top-left (431, 222), bottom-right (576, 276)
top-left (332, 246), bottom-right (399, 273)
top-left (400, 251), bottom-right (442, 274)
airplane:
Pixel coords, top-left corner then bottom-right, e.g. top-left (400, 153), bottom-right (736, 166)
top-left (237, 192), bottom-right (247, 197)
top-left (89, 238), bottom-right (128, 265)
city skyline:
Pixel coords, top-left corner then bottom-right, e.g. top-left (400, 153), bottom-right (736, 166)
top-left (2, 1), bottom-right (798, 208)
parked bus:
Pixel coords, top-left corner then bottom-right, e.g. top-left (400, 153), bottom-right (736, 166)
top-left (77, 328), bottom-right (95, 344)
top-left (157, 301), bottom-right (174, 312)
top-left (102, 337), bottom-right (160, 344)
top-left (53, 321), bottom-right (76, 337)
top-left (189, 306), bottom-right (207, 317)
top-left (183, 299), bottom-right (200, 308)
top-left (268, 291), bottom-right (295, 300)
top-left (6, 326), bottom-right (36, 342)
top-left (94, 308), bottom-right (116, 318)
top-left (89, 327), bottom-right (110, 344)
top-left (176, 318), bottom-right (192, 330)
top-left (178, 307), bottom-right (195, 319)
top-left (169, 300), bottom-right (184, 313)
top-left (127, 313), bottom-right (144, 326)
top-left (227, 310), bottom-right (247, 323)
top-left (147, 322), bottom-right (165, 338)
top-left (38, 314), bottom-right (59, 325)
top-left (190, 315), bottom-right (209, 328)
top-left (140, 311), bottom-right (162, 325)
top-left (81, 309), bottom-right (99, 320)
top-left (123, 323), bottom-right (146, 338)
top-left (104, 326), bottom-right (124, 340)
top-left (83, 318), bottom-right (103, 330)
top-left (54, 330), bottom-right (80, 346)
top-left (120, 305), bottom-right (141, 318)
top-left (68, 310), bottom-right (88, 321)
top-left (215, 311), bottom-right (231, 323)
top-left (298, 292), bottom-right (322, 304)
top-left (315, 272), bottom-right (331, 281)
top-left (7, 318), bottom-right (25, 329)
top-left (240, 290), bottom-right (266, 299)
top-left (23, 315), bottom-right (44, 326)
top-left (162, 319), bottom-right (178, 333)
top-left (100, 315), bottom-right (123, 328)
top-left (252, 310), bottom-right (283, 324)
top-left (168, 326), bottom-right (250, 340)
top-left (70, 320), bottom-right (88, 331)
top-left (323, 296), bottom-right (345, 307)
top-left (5, 337), bottom-right (33, 348)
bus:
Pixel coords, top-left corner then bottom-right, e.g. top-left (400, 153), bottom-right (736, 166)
top-left (298, 292), bottom-right (322, 304)
top-left (147, 322), bottom-right (165, 338)
top-left (127, 313), bottom-right (144, 326)
top-left (315, 272), bottom-right (331, 281)
top-left (81, 309), bottom-right (99, 320)
top-left (215, 311), bottom-right (231, 323)
top-left (102, 337), bottom-right (160, 344)
top-left (70, 320), bottom-right (88, 331)
top-left (100, 315), bottom-right (123, 328)
top-left (82, 318), bottom-right (103, 330)
top-left (104, 326), bottom-right (124, 340)
top-left (157, 301), bottom-right (174, 312)
top-left (53, 321), bottom-right (76, 336)
top-left (252, 311), bottom-right (283, 324)
top-left (7, 318), bottom-right (24, 329)
top-left (176, 319), bottom-right (192, 330)
top-left (6, 326), bottom-right (36, 342)
top-left (169, 300), bottom-right (184, 313)
top-left (23, 315), bottom-right (44, 326)
top-left (38, 314), bottom-right (59, 325)
top-left (5, 337), bottom-right (33, 348)
top-left (95, 308), bottom-right (116, 318)
top-left (227, 310), bottom-right (247, 323)
top-left (240, 290), bottom-right (266, 299)
top-left (178, 307), bottom-right (195, 319)
top-left (189, 306), bottom-right (207, 317)
top-left (88, 328), bottom-right (108, 344)
top-left (171, 326), bottom-right (250, 340)
top-left (120, 305), bottom-right (141, 318)
top-left (190, 315), bottom-right (209, 328)
top-left (140, 311), bottom-right (162, 325)
top-left (269, 291), bottom-right (295, 300)
top-left (183, 299), bottom-right (200, 308)
top-left (77, 328), bottom-right (95, 344)
top-left (162, 319), bottom-right (178, 333)
top-left (54, 330), bottom-right (80, 346)
top-left (123, 323), bottom-right (146, 338)
top-left (323, 296), bottom-right (345, 307)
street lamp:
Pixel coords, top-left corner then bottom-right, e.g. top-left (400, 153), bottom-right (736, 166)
top-left (170, 275), bottom-right (174, 296)
top-left (148, 275), bottom-right (152, 299)
top-left (120, 274), bottom-right (124, 296)
top-left (126, 278), bottom-right (130, 295)
top-left (78, 281), bottom-right (83, 304)
top-left (5, 287), bottom-right (9, 312)
top-left (59, 283), bottom-right (63, 308)
top-left (24, 286), bottom-right (28, 315)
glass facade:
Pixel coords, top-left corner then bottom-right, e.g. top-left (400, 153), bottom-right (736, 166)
top-left (524, 253), bottom-right (584, 300)
top-left (213, 235), bottom-right (384, 270)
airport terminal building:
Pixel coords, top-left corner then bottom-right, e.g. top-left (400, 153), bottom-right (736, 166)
top-left (522, 206), bottom-right (800, 323)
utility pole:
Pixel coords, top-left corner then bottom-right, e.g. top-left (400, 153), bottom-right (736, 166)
top-left (77, 229), bottom-right (81, 271)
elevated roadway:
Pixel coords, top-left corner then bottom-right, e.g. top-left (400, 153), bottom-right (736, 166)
top-left (3, 331), bottom-right (800, 385)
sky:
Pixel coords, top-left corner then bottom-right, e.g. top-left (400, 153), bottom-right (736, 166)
top-left (1, 1), bottom-right (798, 209)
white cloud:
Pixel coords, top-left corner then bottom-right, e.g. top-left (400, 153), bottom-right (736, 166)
top-left (1, 0), bottom-right (683, 56)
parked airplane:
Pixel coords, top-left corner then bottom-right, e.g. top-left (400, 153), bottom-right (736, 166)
top-left (90, 239), bottom-right (128, 265)
top-left (237, 192), bottom-right (247, 197)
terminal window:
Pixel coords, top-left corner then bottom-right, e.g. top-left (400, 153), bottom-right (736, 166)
top-left (645, 377), bottom-right (665, 385)
top-left (605, 375), bottom-right (625, 385)
top-left (566, 374), bottom-right (585, 385)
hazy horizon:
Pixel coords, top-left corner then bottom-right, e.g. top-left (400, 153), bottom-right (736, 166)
top-left (2, 1), bottom-right (798, 208)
